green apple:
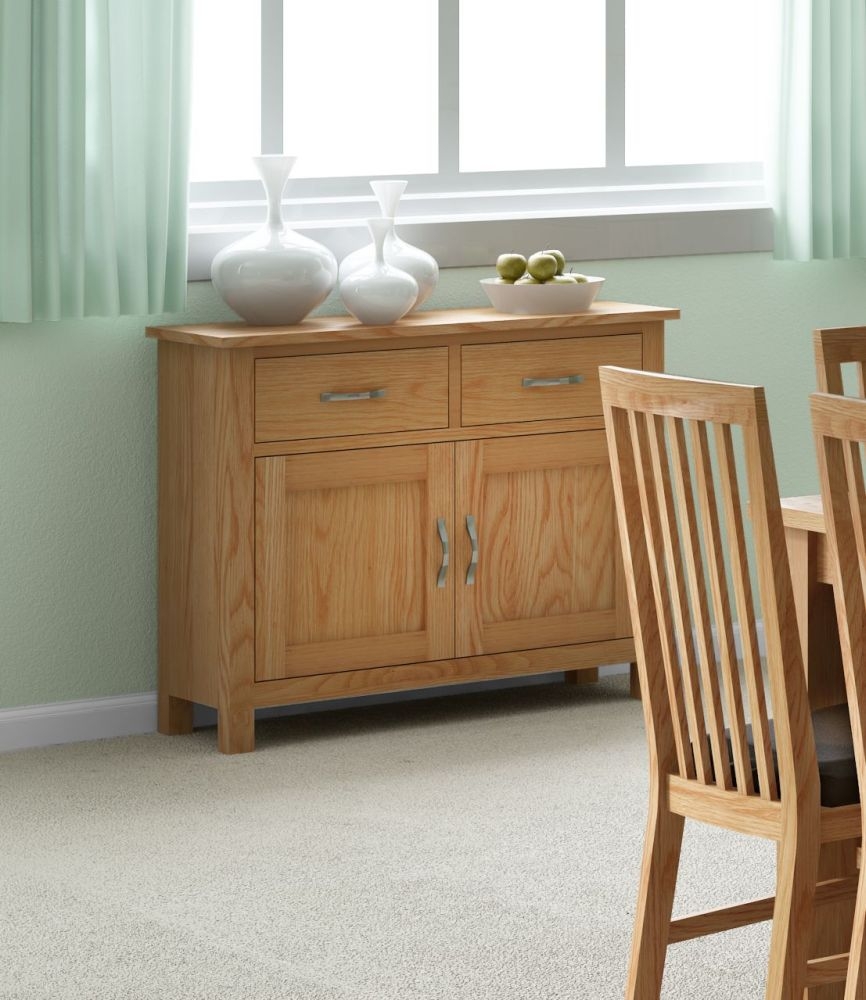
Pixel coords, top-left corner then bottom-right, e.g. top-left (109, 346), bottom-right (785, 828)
top-left (527, 252), bottom-right (558, 282)
top-left (516, 274), bottom-right (541, 284)
top-left (550, 274), bottom-right (578, 284)
top-left (569, 272), bottom-right (589, 283)
top-left (496, 252), bottom-right (527, 282)
top-left (541, 249), bottom-right (566, 275)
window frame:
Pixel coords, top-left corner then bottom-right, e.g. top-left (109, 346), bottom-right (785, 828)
top-left (187, 0), bottom-right (774, 280)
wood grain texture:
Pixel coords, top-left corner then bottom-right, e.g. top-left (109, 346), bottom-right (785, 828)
top-left (784, 524), bottom-right (847, 712)
top-left (668, 879), bottom-right (863, 950)
top-left (247, 637), bottom-right (637, 707)
top-left (814, 326), bottom-right (866, 395)
top-left (454, 431), bottom-right (627, 657)
top-left (667, 775), bottom-right (783, 839)
top-left (812, 390), bottom-right (866, 999)
top-left (157, 342), bottom-right (256, 752)
top-left (600, 365), bottom-right (837, 1000)
top-left (781, 495), bottom-right (827, 534)
top-left (252, 414), bottom-right (610, 456)
top-left (461, 334), bottom-right (642, 426)
top-left (153, 306), bottom-right (676, 755)
top-left (254, 347), bottom-right (448, 442)
top-left (255, 444), bottom-right (454, 680)
top-left (146, 303), bottom-right (680, 349)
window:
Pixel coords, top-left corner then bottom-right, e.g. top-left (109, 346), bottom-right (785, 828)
top-left (188, 0), bottom-right (777, 277)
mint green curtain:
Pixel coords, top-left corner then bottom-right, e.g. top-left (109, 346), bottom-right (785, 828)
top-left (773, 0), bottom-right (866, 260)
top-left (0, 0), bottom-right (192, 322)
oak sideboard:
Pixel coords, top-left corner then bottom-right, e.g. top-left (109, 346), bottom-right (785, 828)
top-left (148, 303), bottom-right (679, 752)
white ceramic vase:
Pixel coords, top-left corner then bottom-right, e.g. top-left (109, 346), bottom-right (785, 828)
top-left (338, 180), bottom-right (438, 310)
top-left (339, 217), bottom-right (418, 325)
top-left (211, 155), bottom-right (338, 326)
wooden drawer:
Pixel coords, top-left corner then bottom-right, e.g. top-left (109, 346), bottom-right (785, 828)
top-left (461, 334), bottom-right (643, 426)
top-left (255, 347), bottom-right (449, 442)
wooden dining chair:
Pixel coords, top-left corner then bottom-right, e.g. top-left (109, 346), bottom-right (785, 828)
top-left (814, 326), bottom-right (866, 395)
top-left (812, 390), bottom-right (866, 999)
top-left (599, 366), bottom-right (861, 999)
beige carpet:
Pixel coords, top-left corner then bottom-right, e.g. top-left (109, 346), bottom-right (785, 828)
top-left (0, 675), bottom-right (776, 999)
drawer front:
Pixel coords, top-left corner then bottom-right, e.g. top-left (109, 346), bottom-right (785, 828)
top-left (461, 334), bottom-right (643, 426)
top-left (255, 347), bottom-right (449, 442)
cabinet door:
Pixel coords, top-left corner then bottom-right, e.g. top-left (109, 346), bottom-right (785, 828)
top-left (255, 444), bottom-right (454, 680)
top-left (454, 431), bottom-right (631, 657)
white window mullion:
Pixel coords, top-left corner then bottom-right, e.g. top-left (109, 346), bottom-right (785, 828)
top-left (606, 0), bottom-right (626, 171)
top-left (260, 0), bottom-right (284, 155)
top-left (439, 0), bottom-right (459, 180)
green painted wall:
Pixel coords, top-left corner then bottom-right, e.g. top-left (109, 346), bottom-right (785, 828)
top-left (2, 251), bottom-right (866, 709)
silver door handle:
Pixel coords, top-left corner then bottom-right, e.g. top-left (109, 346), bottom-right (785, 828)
top-left (521, 375), bottom-right (584, 387)
top-left (437, 518), bottom-right (449, 588)
top-left (320, 389), bottom-right (386, 402)
top-left (465, 514), bottom-right (478, 585)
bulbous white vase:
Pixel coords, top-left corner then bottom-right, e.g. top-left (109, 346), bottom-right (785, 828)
top-left (339, 217), bottom-right (418, 325)
top-left (338, 180), bottom-right (438, 310)
top-left (211, 155), bottom-right (337, 326)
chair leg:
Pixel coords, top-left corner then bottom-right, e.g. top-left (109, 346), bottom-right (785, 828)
top-left (765, 829), bottom-right (820, 999)
top-left (625, 789), bottom-right (685, 1000)
top-left (844, 864), bottom-right (866, 1000)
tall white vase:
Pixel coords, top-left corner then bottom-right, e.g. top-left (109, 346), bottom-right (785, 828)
top-left (338, 180), bottom-right (439, 310)
top-left (339, 217), bottom-right (418, 325)
top-left (211, 155), bottom-right (338, 326)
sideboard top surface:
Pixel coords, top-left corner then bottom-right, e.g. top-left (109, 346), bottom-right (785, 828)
top-left (147, 303), bottom-right (680, 350)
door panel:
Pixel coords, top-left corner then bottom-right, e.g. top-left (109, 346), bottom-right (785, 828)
top-left (256, 444), bottom-right (454, 680)
top-left (455, 431), bottom-right (630, 656)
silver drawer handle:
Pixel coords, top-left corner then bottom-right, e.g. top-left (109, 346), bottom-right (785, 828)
top-left (521, 375), bottom-right (584, 388)
top-left (436, 518), bottom-right (449, 588)
top-left (320, 389), bottom-right (387, 402)
top-left (465, 514), bottom-right (478, 586)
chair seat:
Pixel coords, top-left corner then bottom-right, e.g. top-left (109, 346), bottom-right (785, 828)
top-left (812, 705), bottom-right (860, 806)
top-left (734, 705), bottom-right (859, 807)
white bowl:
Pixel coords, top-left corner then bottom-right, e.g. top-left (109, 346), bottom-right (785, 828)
top-left (480, 276), bottom-right (605, 315)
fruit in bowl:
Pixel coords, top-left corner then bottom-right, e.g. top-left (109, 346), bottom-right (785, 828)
top-left (495, 253), bottom-right (527, 281)
top-left (527, 252), bottom-right (559, 282)
top-left (482, 247), bottom-right (604, 314)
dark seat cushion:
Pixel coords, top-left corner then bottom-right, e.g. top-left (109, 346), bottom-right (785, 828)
top-left (726, 705), bottom-right (859, 807)
top-left (812, 705), bottom-right (860, 807)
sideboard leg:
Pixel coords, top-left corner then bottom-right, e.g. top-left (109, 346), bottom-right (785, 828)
top-left (158, 694), bottom-right (193, 735)
top-left (218, 705), bottom-right (255, 755)
top-left (564, 667), bottom-right (599, 685)
top-left (629, 662), bottom-right (641, 700)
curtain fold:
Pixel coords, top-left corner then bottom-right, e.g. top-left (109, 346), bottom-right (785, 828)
top-left (0, 0), bottom-right (192, 323)
top-left (772, 0), bottom-right (866, 260)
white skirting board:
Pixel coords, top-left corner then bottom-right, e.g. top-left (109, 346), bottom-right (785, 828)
top-left (0, 693), bottom-right (159, 754)
top-left (0, 621), bottom-right (767, 754)
top-left (0, 665), bottom-right (633, 754)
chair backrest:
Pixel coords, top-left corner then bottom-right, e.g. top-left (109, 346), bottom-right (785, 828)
top-left (600, 366), bottom-right (817, 804)
top-left (811, 391), bottom-right (866, 803)
top-left (814, 326), bottom-right (866, 395)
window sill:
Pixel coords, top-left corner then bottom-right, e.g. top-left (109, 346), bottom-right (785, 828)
top-left (187, 202), bottom-right (774, 281)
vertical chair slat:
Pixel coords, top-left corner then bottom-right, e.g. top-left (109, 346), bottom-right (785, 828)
top-left (742, 403), bottom-right (815, 814)
top-left (842, 439), bottom-right (866, 637)
top-left (630, 410), bottom-right (695, 780)
top-left (845, 440), bottom-right (866, 583)
top-left (714, 423), bottom-right (778, 801)
top-left (691, 420), bottom-right (754, 795)
top-left (604, 397), bottom-right (683, 789)
top-left (668, 417), bottom-right (733, 790)
top-left (647, 414), bottom-right (712, 784)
